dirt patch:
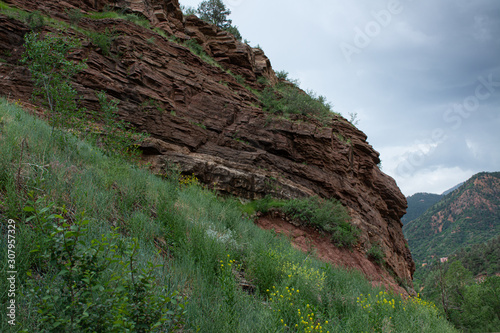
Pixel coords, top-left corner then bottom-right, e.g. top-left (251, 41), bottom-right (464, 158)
top-left (255, 215), bottom-right (410, 296)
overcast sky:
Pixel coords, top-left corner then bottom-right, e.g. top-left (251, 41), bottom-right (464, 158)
top-left (180, 0), bottom-right (500, 196)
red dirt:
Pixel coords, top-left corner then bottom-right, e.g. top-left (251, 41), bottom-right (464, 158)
top-left (255, 215), bottom-right (411, 297)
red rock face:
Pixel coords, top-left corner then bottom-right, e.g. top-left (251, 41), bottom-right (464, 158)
top-left (0, 0), bottom-right (414, 287)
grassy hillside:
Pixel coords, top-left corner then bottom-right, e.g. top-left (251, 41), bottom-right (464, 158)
top-left (0, 98), bottom-right (456, 332)
top-left (403, 172), bottom-right (500, 263)
top-left (402, 193), bottom-right (442, 225)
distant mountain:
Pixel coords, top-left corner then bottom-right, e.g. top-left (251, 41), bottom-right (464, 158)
top-left (403, 172), bottom-right (500, 263)
top-left (401, 193), bottom-right (442, 225)
top-left (441, 182), bottom-right (465, 196)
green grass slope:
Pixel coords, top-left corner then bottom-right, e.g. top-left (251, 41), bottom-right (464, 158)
top-left (404, 172), bottom-right (500, 263)
top-left (0, 99), bottom-right (456, 332)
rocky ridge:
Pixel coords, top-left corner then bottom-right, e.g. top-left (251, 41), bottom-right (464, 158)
top-left (0, 0), bottom-right (414, 288)
top-left (404, 172), bottom-right (500, 262)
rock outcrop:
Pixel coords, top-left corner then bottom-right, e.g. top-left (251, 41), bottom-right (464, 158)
top-left (0, 0), bottom-right (414, 287)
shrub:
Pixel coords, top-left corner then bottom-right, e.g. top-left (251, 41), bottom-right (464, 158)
top-left (182, 38), bottom-right (221, 68)
top-left (257, 76), bottom-right (269, 86)
top-left (66, 8), bottom-right (83, 26)
top-left (23, 195), bottom-right (186, 332)
top-left (85, 28), bottom-right (114, 56)
top-left (275, 70), bottom-right (289, 80)
top-left (268, 285), bottom-right (329, 332)
top-left (184, 38), bottom-right (205, 56)
top-left (88, 10), bottom-right (150, 29)
top-left (282, 196), bottom-right (360, 248)
top-left (259, 82), bottom-right (334, 120)
top-left (367, 243), bottom-right (385, 265)
top-left (123, 13), bottom-right (151, 29)
top-left (25, 10), bottom-right (45, 31)
top-left (21, 32), bottom-right (87, 130)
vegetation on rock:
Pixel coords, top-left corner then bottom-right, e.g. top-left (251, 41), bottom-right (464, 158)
top-left (21, 31), bottom-right (86, 130)
top-left (239, 196), bottom-right (359, 248)
top-left (259, 79), bottom-right (336, 122)
top-left (195, 0), bottom-right (242, 40)
top-left (0, 0), bottom-right (453, 330)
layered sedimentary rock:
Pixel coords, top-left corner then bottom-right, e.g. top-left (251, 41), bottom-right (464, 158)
top-left (0, 0), bottom-right (414, 286)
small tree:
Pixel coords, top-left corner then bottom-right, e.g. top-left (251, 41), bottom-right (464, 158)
top-left (196, 0), bottom-right (242, 40)
top-left (21, 32), bottom-right (87, 129)
top-left (197, 0), bottom-right (232, 29)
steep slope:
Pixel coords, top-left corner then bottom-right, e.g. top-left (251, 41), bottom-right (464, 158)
top-left (0, 98), bottom-right (459, 333)
top-left (0, 0), bottom-right (414, 285)
top-left (404, 172), bottom-right (500, 263)
top-left (402, 192), bottom-right (442, 225)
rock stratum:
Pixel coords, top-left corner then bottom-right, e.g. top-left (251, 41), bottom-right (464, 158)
top-left (0, 0), bottom-right (414, 290)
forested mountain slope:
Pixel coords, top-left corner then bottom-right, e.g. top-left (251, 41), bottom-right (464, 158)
top-left (404, 172), bottom-right (500, 262)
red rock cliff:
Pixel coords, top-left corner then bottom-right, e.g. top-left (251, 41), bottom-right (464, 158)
top-left (0, 0), bottom-right (414, 289)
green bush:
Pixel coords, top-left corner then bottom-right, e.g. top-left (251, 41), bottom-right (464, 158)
top-left (275, 70), bottom-right (289, 80)
top-left (182, 38), bottom-right (222, 68)
top-left (88, 10), bottom-right (150, 29)
top-left (259, 82), bottom-right (334, 120)
top-left (22, 195), bottom-right (186, 332)
top-left (85, 28), bottom-right (114, 56)
top-left (21, 32), bottom-right (87, 130)
top-left (184, 38), bottom-right (205, 56)
top-left (367, 243), bottom-right (385, 264)
top-left (25, 10), bottom-right (45, 31)
top-left (66, 8), bottom-right (83, 26)
top-left (282, 196), bottom-right (360, 248)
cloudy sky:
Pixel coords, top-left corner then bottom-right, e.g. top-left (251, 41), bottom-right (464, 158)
top-left (180, 0), bottom-right (500, 196)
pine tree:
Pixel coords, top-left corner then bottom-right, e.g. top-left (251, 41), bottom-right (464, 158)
top-left (197, 0), bottom-right (232, 29)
